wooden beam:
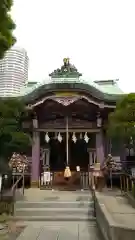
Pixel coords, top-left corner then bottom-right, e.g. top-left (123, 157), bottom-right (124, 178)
top-left (36, 128), bottom-right (100, 133)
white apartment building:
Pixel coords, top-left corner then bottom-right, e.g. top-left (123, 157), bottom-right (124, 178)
top-left (0, 46), bottom-right (29, 97)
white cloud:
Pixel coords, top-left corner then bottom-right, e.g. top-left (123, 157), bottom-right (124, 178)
top-left (11, 0), bottom-right (135, 92)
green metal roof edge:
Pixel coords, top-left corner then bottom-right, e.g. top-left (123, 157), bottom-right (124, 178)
top-left (18, 82), bottom-right (125, 104)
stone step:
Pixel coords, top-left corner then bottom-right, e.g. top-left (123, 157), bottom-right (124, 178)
top-left (14, 207), bottom-right (94, 217)
top-left (11, 215), bottom-right (96, 222)
top-left (15, 201), bottom-right (94, 209)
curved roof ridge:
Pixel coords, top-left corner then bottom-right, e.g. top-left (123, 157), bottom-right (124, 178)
top-left (19, 81), bottom-right (124, 104)
top-left (19, 77), bottom-right (124, 98)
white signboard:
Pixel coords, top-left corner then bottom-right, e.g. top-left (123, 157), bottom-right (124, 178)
top-left (76, 166), bottom-right (80, 172)
top-left (112, 156), bottom-right (120, 162)
top-left (43, 171), bottom-right (51, 183)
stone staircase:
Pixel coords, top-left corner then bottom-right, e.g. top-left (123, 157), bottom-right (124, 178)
top-left (12, 191), bottom-right (95, 222)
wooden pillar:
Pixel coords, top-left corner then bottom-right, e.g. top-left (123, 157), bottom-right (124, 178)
top-left (96, 131), bottom-right (104, 165)
top-left (88, 149), bottom-right (96, 166)
top-left (87, 149), bottom-right (93, 165)
top-left (31, 117), bottom-right (40, 187)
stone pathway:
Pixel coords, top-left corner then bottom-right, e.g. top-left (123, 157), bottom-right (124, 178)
top-left (0, 221), bottom-right (25, 240)
top-left (16, 221), bottom-right (102, 240)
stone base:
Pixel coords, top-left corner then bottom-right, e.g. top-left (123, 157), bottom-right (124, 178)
top-left (31, 181), bottom-right (39, 188)
top-left (95, 193), bottom-right (135, 240)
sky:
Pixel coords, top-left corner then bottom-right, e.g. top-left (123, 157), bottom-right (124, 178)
top-left (11, 0), bottom-right (135, 93)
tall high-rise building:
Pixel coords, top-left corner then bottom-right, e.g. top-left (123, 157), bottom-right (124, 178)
top-left (0, 46), bottom-right (29, 97)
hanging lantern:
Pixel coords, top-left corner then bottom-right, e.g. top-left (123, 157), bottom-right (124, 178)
top-left (84, 132), bottom-right (89, 143)
top-left (45, 132), bottom-right (50, 143)
top-left (57, 132), bottom-right (62, 142)
top-left (72, 132), bottom-right (77, 143)
top-left (97, 116), bottom-right (102, 127)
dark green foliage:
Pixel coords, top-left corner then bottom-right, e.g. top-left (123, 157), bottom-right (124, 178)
top-left (0, 98), bottom-right (31, 173)
top-left (107, 93), bottom-right (135, 143)
top-left (0, 201), bottom-right (14, 215)
top-left (0, 0), bottom-right (16, 59)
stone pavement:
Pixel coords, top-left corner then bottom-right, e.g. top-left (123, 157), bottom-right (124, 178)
top-left (96, 189), bottom-right (135, 229)
top-left (16, 221), bottom-right (101, 240)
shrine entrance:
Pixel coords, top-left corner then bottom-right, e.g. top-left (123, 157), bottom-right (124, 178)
top-left (70, 134), bottom-right (89, 170)
top-left (35, 87), bottom-right (101, 190)
top-left (49, 135), bottom-right (66, 171)
top-left (40, 131), bottom-right (96, 190)
top-left (46, 132), bottom-right (90, 171)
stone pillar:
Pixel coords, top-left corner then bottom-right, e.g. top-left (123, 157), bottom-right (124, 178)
top-left (120, 143), bottom-right (126, 169)
top-left (43, 149), bottom-right (50, 166)
top-left (87, 149), bottom-right (96, 165)
top-left (96, 131), bottom-right (104, 165)
top-left (31, 118), bottom-right (40, 187)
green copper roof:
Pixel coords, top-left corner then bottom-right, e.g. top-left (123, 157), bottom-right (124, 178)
top-left (19, 78), bottom-right (123, 97)
top-left (20, 81), bottom-right (40, 96)
top-left (16, 59), bottom-right (124, 103)
top-left (94, 80), bottom-right (123, 94)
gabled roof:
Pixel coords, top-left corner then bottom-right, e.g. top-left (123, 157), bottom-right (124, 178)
top-left (19, 81), bottom-right (124, 105)
top-left (18, 59), bottom-right (124, 104)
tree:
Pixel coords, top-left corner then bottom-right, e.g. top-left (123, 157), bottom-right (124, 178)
top-left (107, 93), bottom-right (135, 146)
top-left (0, 0), bottom-right (16, 59)
top-left (0, 98), bottom-right (31, 173)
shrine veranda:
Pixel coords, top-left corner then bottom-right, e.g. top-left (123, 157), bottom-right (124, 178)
top-left (10, 59), bottom-right (125, 188)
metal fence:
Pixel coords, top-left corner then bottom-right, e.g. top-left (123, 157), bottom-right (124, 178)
top-left (120, 173), bottom-right (135, 199)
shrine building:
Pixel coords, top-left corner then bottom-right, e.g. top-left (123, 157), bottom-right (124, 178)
top-left (18, 58), bottom-right (124, 189)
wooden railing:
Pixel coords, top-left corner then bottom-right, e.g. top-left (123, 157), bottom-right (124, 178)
top-left (40, 170), bottom-right (90, 190)
top-left (80, 171), bottom-right (89, 189)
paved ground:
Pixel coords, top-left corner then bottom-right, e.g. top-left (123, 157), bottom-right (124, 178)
top-left (96, 189), bottom-right (135, 229)
top-left (16, 221), bottom-right (102, 240)
top-left (0, 221), bottom-right (25, 240)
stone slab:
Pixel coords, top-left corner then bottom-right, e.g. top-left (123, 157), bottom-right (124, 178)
top-left (16, 225), bottom-right (42, 240)
top-left (22, 189), bottom-right (91, 202)
top-left (37, 228), bottom-right (59, 240)
top-left (16, 221), bottom-right (101, 240)
top-left (95, 190), bottom-right (135, 240)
